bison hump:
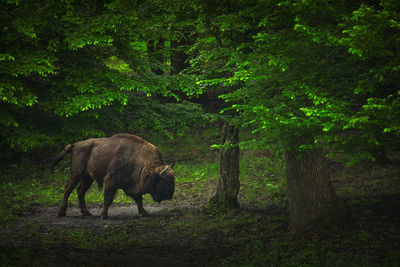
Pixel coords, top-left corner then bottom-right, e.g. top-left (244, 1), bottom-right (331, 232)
top-left (112, 133), bottom-right (149, 143)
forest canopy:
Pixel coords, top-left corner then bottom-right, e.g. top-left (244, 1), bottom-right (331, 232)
top-left (1, 0), bottom-right (399, 164)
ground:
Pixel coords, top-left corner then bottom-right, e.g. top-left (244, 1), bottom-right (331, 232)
top-left (1, 200), bottom-right (287, 266)
top-left (1, 153), bottom-right (400, 266)
top-left (5, 204), bottom-right (220, 266)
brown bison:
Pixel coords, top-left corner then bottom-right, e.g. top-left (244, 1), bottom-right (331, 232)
top-left (51, 134), bottom-right (175, 219)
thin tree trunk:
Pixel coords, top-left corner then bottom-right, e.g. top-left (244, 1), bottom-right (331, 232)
top-left (285, 149), bottom-right (339, 234)
top-left (208, 122), bottom-right (240, 210)
top-left (147, 39), bottom-right (165, 75)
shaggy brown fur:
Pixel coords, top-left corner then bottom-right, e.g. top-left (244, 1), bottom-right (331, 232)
top-left (52, 134), bottom-right (175, 219)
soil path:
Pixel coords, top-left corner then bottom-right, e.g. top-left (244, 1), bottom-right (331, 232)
top-left (4, 203), bottom-right (207, 266)
top-left (20, 204), bottom-right (172, 229)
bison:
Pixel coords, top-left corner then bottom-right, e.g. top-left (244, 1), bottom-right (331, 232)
top-left (51, 134), bottom-right (175, 219)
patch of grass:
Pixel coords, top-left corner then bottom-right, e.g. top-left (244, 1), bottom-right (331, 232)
top-left (0, 247), bottom-right (33, 267)
top-left (66, 226), bottom-right (143, 250)
top-left (215, 225), bottom-right (400, 267)
top-left (174, 161), bottom-right (219, 182)
top-left (334, 161), bottom-right (400, 200)
top-left (239, 150), bottom-right (287, 207)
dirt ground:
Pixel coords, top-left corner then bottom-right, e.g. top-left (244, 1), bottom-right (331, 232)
top-left (20, 204), bottom-right (169, 229)
top-left (1, 201), bottom-right (248, 267)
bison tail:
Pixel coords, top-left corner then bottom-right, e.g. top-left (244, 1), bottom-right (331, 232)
top-left (50, 144), bottom-right (73, 169)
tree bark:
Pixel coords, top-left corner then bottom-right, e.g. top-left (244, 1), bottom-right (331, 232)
top-left (208, 122), bottom-right (240, 210)
top-left (285, 149), bottom-right (339, 233)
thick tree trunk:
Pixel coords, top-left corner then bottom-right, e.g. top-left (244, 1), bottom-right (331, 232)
top-left (209, 123), bottom-right (240, 210)
top-left (285, 149), bottom-right (339, 233)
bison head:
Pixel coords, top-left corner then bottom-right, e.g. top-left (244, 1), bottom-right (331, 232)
top-left (150, 165), bottom-right (175, 203)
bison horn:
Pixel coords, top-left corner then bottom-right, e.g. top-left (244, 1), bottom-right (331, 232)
top-left (160, 166), bottom-right (169, 175)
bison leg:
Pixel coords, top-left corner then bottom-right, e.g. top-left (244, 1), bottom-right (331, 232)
top-left (59, 175), bottom-right (81, 217)
top-left (122, 189), bottom-right (150, 217)
top-left (101, 184), bottom-right (117, 220)
top-left (133, 194), bottom-right (150, 216)
top-left (77, 176), bottom-right (93, 216)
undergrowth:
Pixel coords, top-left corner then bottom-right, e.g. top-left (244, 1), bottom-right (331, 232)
top-left (1, 150), bottom-right (400, 266)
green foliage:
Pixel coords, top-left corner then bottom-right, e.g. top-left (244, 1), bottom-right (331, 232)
top-left (0, 0), bottom-right (208, 157)
top-left (1, 0), bottom-right (399, 166)
top-left (120, 96), bottom-right (217, 140)
top-left (337, 1), bottom-right (400, 161)
top-left (205, 0), bottom-right (400, 164)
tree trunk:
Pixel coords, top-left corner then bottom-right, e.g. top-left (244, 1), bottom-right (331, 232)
top-left (285, 149), bottom-right (339, 234)
top-left (208, 122), bottom-right (240, 210)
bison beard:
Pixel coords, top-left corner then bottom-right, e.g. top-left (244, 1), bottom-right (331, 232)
top-left (51, 134), bottom-right (175, 220)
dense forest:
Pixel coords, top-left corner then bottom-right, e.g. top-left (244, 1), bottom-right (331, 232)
top-left (1, 0), bottom-right (400, 266)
